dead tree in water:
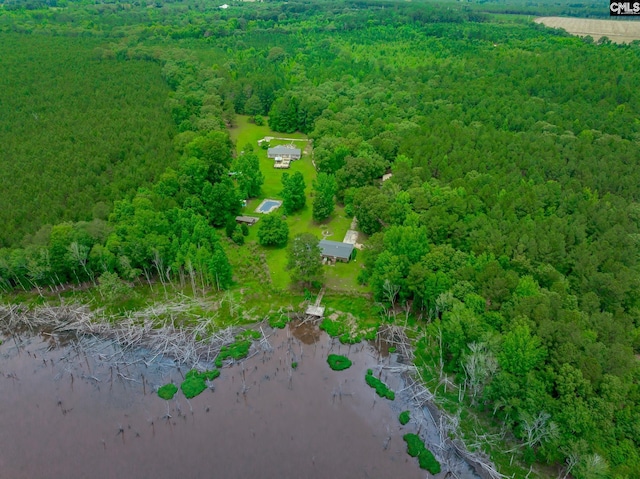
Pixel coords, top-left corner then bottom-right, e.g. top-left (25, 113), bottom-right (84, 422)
top-left (376, 321), bottom-right (506, 479)
top-left (0, 303), bottom-right (239, 369)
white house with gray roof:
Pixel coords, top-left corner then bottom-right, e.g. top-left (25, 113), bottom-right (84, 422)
top-left (267, 145), bottom-right (302, 160)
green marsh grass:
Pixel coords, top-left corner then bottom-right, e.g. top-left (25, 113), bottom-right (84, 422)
top-left (180, 369), bottom-right (220, 399)
top-left (157, 383), bottom-right (178, 400)
top-left (365, 369), bottom-right (395, 400)
top-left (399, 410), bottom-right (410, 425)
top-left (402, 433), bottom-right (441, 474)
top-left (326, 354), bottom-right (353, 371)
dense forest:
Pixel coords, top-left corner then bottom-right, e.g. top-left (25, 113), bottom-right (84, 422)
top-left (0, 0), bottom-right (639, 477)
top-left (0, 33), bottom-right (178, 246)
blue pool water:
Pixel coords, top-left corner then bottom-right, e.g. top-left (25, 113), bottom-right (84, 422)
top-left (257, 199), bottom-right (282, 213)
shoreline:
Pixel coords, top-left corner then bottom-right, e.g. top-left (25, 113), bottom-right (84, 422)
top-left (0, 302), bottom-right (494, 479)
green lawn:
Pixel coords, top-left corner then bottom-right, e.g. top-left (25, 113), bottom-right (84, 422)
top-left (229, 115), bottom-right (364, 293)
top-left (230, 114), bottom-right (308, 153)
top-left (324, 258), bottom-right (369, 294)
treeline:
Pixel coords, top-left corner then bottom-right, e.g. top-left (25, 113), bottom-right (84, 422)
top-left (0, 51), bottom-right (262, 295)
top-left (354, 176), bottom-right (640, 476)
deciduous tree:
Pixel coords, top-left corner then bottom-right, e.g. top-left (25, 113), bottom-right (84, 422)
top-left (281, 171), bottom-right (306, 214)
top-left (287, 233), bottom-right (323, 286)
top-left (257, 213), bottom-right (289, 247)
top-left (312, 173), bottom-right (337, 221)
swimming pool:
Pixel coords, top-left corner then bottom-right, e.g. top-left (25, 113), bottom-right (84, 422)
top-left (256, 199), bottom-right (282, 214)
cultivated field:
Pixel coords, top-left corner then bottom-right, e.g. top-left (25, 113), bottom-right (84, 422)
top-left (535, 16), bottom-right (640, 43)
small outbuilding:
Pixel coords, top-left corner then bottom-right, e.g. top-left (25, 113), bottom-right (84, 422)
top-left (235, 216), bottom-right (259, 225)
top-left (267, 145), bottom-right (301, 161)
top-left (319, 240), bottom-right (355, 263)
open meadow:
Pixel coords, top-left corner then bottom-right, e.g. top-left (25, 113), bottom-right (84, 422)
top-left (535, 16), bottom-right (640, 43)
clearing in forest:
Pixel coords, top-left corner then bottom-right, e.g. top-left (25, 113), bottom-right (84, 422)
top-left (535, 17), bottom-right (640, 43)
top-left (228, 116), bottom-right (364, 292)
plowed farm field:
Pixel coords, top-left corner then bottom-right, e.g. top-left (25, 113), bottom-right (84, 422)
top-left (535, 17), bottom-right (640, 43)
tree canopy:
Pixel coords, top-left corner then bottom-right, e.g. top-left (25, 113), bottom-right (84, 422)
top-left (257, 213), bottom-right (289, 247)
top-left (287, 233), bottom-right (323, 286)
top-left (1, 1), bottom-right (639, 476)
top-left (281, 171), bottom-right (306, 214)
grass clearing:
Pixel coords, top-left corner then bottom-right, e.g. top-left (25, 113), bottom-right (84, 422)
top-left (230, 115), bottom-right (308, 153)
top-left (324, 256), bottom-right (368, 293)
top-left (323, 295), bottom-right (379, 323)
top-left (230, 115), bottom-right (364, 293)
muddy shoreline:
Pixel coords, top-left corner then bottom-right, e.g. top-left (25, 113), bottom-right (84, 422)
top-left (0, 311), bottom-right (488, 479)
top-left (0, 320), bottom-right (415, 478)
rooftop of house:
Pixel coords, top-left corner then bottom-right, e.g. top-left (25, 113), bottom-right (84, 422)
top-left (318, 240), bottom-right (354, 260)
top-left (267, 145), bottom-right (301, 156)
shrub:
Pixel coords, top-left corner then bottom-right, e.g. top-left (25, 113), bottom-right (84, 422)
top-left (257, 213), bottom-right (289, 246)
top-left (403, 433), bottom-right (424, 457)
top-left (180, 369), bottom-right (220, 399)
top-left (327, 354), bottom-right (352, 371)
top-left (418, 449), bottom-right (441, 474)
top-left (225, 217), bottom-right (237, 238)
top-left (215, 332), bottom-right (257, 367)
top-left (403, 434), bottom-right (441, 474)
top-left (399, 410), bottom-right (410, 425)
top-left (365, 369), bottom-right (395, 400)
top-left (232, 228), bottom-right (245, 245)
top-left (319, 317), bottom-right (342, 337)
top-left (157, 383), bottom-right (178, 400)
top-left (319, 316), bottom-right (372, 344)
top-left (268, 313), bottom-right (289, 329)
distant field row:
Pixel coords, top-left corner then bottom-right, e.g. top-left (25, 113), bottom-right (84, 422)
top-left (535, 16), bottom-right (640, 43)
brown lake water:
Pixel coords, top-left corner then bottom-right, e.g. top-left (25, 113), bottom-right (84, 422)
top-left (0, 321), bottom-right (433, 479)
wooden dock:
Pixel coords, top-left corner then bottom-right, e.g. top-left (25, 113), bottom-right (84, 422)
top-left (305, 288), bottom-right (325, 318)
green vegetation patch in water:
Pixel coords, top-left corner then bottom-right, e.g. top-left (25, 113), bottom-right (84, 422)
top-left (157, 383), bottom-right (178, 400)
top-left (327, 354), bottom-right (352, 371)
top-left (403, 433), bottom-right (441, 474)
top-left (319, 316), bottom-right (375, 344)
top-left (399, 410), bottom-right (410, 425)
top-left (180, 369), bottom-right (220, 399)
top-left (215, 330), bottom-right (259, 367)
top-left (268, 312), bottom-right (290, 329)
top-left (365, 369), bottom-right (395, 400)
